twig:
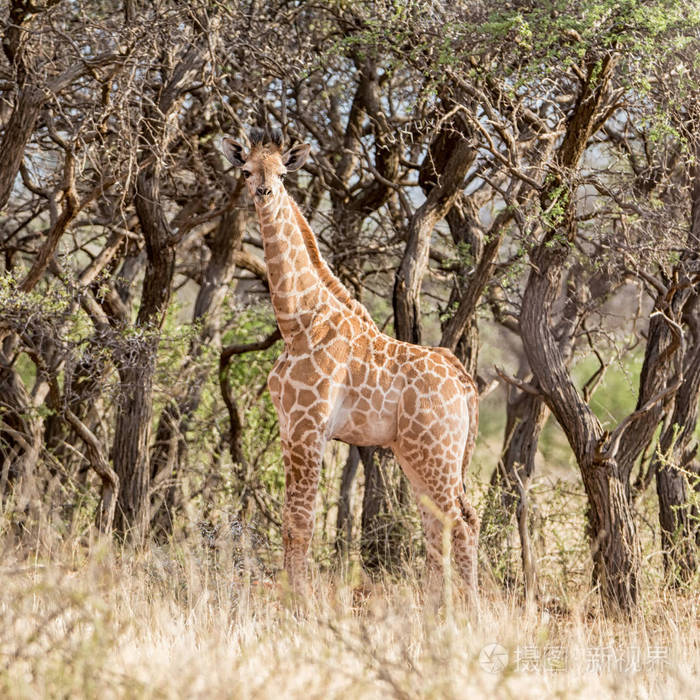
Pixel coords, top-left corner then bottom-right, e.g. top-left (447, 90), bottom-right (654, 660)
top-left (494, 366), bottom-right (542, 397)
top-left (220, 327), bottom-right (282, 364)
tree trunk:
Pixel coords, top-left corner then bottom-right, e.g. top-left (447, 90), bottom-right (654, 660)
top-left (653, 142), bottom-right (700, 581)
top-left (654, 285), bottom-right (700, 582)
top-left (111, 133), bottom-right (175, 541)
top-left (522, 231), bottom-right (642, 612)
top-left (0, 362), bottom-right (42, 507)
top-left (520, 52), bottom-right (643, 613)
top-left (360, 447), bottom-right (407, 574)
top-left (112, 341), bottom-right (159, 539)
top-left (335, 445), bottom-right (361, 556)
top-left (111, 28), bottom-right (205, 540)
top-left (440, 202), bottom-right (512, 356)
top-left (393, 137), bottom-right (474, 344)
top-left (0, 86), bottom-right (43, 212)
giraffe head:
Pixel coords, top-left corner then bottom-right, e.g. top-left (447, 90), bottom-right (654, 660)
top-left (221, 128), bottom-right (310, 206)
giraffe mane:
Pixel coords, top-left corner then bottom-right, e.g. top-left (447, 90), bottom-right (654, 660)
top-left (287, 197), bottom-right (377, 328)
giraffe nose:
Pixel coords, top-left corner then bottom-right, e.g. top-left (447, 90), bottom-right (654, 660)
top-left (256, 185), bottom-right (271, 197)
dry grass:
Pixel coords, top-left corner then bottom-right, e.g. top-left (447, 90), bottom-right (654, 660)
top-left (0, 527), bottom-right (697, 700)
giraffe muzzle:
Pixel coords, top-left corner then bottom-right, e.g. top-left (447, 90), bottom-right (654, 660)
top-left (256, 185), bottom-right (272, 197)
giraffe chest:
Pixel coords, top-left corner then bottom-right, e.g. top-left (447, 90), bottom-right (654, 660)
top-left (267, 349), bottom-right (336, 438)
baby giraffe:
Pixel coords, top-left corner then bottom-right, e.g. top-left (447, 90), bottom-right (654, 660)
top-left (222, 128), bottom-right (480, 601)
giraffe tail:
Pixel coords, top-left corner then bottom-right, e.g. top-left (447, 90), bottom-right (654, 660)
top-left (461, 379), bottom-right (479, 487)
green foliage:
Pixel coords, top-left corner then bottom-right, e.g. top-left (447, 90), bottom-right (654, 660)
top-left (222, 305), bottom-right (284, 496)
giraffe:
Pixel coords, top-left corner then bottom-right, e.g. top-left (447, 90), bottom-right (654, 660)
top-left (221, 128), bottom-right (480, 600)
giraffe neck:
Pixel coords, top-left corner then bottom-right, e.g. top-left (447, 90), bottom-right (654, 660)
top-left (257, 189), bottom-right (368, 343)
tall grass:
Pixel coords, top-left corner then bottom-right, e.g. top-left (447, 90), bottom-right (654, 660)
top-left (0, 509), bottom-right (697, 699)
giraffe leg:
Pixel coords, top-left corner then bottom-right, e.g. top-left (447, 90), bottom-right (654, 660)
top-left (452, 492), bottom-right (479, 600)
top-left (280, 434), bottom-right (324, 595)
top-left (395, 445), bottom-right (480, 604)
top-left (420, 482), bottom-right (479, 602)
top-left (414, 497), bottom-right (446, 598)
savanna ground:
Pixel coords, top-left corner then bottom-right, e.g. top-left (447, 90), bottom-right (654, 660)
top-left (1, 332), bottom-right (697, 699)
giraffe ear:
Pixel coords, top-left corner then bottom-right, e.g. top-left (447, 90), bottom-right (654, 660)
top-left (282, 143), bottom-right (311, 172)
top-left (221, 137), bottom-right (247, 167)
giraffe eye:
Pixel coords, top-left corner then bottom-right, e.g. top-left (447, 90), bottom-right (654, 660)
top-left (242, 170), bottom-right (251, 179)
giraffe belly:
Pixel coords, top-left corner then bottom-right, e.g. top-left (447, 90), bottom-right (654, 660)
top-left (328, 386), bottom-right (400, 447)
top-left (330, 413), bottom-right (395, 447)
